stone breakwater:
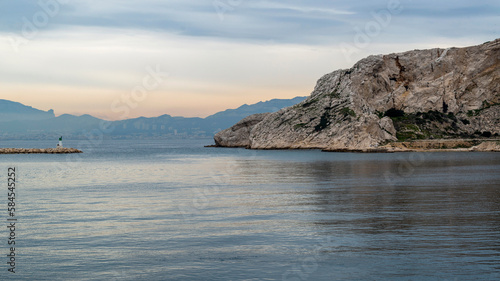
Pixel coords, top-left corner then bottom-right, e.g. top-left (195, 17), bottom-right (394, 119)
top-left (0, 148), bottom-right (82, 154)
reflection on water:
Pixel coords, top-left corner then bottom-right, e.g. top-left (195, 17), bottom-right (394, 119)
top-left (0, 139), bottom-right (498, 280)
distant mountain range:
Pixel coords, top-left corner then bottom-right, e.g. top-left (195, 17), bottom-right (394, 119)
top-left (0, 99), bottom-right (55, 122)
top-left (0, 97), bottom-right (306, 139)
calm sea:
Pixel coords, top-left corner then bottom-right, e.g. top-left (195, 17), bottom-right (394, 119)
top-left (0, 139), bottom-right (499, 280)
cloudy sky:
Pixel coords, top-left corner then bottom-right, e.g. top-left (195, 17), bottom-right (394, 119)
top-left (0, 0), bottom-right (498, 120)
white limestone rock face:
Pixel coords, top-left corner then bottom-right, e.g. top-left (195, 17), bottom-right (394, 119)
top-left (214, 113), bottom-right (271, 148)
top-left (215, 39), bottom-right (500, 150)
top-left (470, 141), bottom-right (500, 152)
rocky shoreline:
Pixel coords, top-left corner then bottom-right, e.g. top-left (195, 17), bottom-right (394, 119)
top-left (213, 39), bottom-right (499, 151)
top-left (0, 148), bottom-right (82, 154)
top-left (323, 140), bottom-right (500, 152)
top-left (211, 140), bottom-right (500, 152)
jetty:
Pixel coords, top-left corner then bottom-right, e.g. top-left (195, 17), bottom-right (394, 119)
top-left (0, 136), bottom-right (82, 154)
top-left (0, 148), bottom-right (82, 154)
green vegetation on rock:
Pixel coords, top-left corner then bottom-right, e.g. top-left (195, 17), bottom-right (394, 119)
top-left (383, 108), bottom-right (488, 141)
top-left (314, 112), bottom-right (330, 132)
top-left (340, 107), bottom-right (356, 117)
top-left (294, 123), bottom-right (307, 130)
top-left (467, 101), bottom-right (499, 117)
top-left (301, 98), bottom-right (319, 108)
top-left (328, 90), bottom-right (340, 99)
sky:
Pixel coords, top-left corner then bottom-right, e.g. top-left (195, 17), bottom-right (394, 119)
top-left (0, 0), bottom-right (498, 120)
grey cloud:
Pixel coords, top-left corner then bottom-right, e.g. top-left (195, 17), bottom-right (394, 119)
top-left (1, 0), bottom-right (499, 45)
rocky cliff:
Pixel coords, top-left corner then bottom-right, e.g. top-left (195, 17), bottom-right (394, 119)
top-left (214, 113), bottom-right (271, 147)
top-left (215, 39), bottom-right (500, 150)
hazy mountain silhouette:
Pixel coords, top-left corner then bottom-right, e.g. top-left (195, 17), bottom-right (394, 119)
top-left (0, 99), bottom-right (55, 122)
top-left (0, 97), bottom-right (306, 139)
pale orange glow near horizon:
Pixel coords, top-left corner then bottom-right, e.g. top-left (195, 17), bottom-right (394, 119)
top-left (0, 29), bottom-right (342, 120)
top-left (0, 26), bottom-right (487, 120)
top-left (2, 85), bottom-right (311, 120)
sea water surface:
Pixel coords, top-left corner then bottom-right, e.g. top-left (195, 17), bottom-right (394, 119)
top-left (0, 139), bottom-right (499, 280)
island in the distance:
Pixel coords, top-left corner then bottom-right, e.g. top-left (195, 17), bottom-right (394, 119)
top-left (214, 39), bottom-right (500, 152)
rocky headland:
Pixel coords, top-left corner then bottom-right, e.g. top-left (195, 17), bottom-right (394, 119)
top-left (0, 148), bottom-right (82, 154)
top-left (214, 39), bottom-right (500, 152)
